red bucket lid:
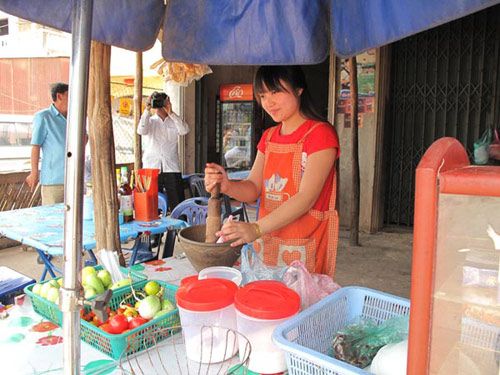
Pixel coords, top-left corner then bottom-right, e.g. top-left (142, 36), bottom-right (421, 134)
top-left (180, 275), bottom-right (198, 287)
top-left (176, 278), bottom-right (238, 311)
top-left (235, 280), bottom-right (300, 320)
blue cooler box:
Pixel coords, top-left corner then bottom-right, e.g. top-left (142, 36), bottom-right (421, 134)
top-left (0, 266), bottom-right (35, 305)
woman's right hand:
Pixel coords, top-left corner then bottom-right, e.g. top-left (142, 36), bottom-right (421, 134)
top-left (204, 163), bottom-right (230, 194)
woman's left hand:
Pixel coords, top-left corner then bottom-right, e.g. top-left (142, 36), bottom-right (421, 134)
top-left (216, 220), bottom-right (259, 247)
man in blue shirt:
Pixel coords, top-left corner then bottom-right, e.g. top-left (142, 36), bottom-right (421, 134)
top-left (26, 83), bottom-right (69, 205)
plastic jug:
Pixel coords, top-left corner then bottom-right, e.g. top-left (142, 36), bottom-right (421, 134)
top-left (176, 278), bottom-right (238, 363)
top-left (235, 280), bottom-right (300, 373)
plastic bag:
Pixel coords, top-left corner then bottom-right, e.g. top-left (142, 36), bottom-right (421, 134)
top-left (332, 315), bottom-right (409, 368)
top-left (240, 244), bottom-right (288, 285)
top-left (473, 129), bottom-right (492, 165)
top-left (369, 339), bottom-right (408, 375)
top-left (150, 59), bottom-right (212, 87)
top-left (488, 129), bottom-right (500, 161)
top-left (283, 260), bottom-right (340, 310)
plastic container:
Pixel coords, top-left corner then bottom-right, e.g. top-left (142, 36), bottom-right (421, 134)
top-left (0, 266), bottom-right (35, 305)
top-left (80, 280), bottom-right (179, 359)
top-left (235, 280), bottom-right (300, 373)
top-left (134, 168), bottom-right (160, 222)
top-left (273, 286), bottom-right (410, 375)
top-left (134, 190), bottom-right (158, 222)
top-left (176, 278), bottom-right (238, 363)
top-left (198, 266), bottom-right (242, 286)
top-left (24, 265), bottom-right (147, 326)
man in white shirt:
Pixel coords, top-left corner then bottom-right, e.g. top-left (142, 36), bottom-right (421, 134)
top-left (137, 92), bottom-right (189, 210)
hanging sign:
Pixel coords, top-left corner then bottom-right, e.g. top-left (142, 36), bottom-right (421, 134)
top-left (119, 98), bottom-right (132, 116)
top-left (219, 84), bottom-right (253, 102)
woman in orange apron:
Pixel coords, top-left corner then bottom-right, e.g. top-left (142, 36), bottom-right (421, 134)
top-left (205, 66), bottom-right (340, 277)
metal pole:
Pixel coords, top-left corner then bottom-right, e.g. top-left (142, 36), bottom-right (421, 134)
top-left (134, 52), bottom-right (143, 171)
top-left (60, 0), bottom-right (93, 374)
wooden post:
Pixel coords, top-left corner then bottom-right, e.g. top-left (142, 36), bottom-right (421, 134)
top-left (134, 52), bottom-right (143, 172)
top-left (88, 41), bottom-right (125, 265)
top-left (348, 57), bottom-right (360, 246)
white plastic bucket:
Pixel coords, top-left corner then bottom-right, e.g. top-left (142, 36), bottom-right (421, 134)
top-left (178, 305), bottom-right (238, 363)
top-left (176, 278), bottom-right (238, 363)
top-left (235, 280), bottom-right (300, 373)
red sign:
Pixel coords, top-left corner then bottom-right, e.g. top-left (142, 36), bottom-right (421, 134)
top-left (219, 84), bottom-right (253, 102)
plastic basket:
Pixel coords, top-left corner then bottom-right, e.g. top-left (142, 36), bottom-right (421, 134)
top-left (273, 286), bottom-right (410, 375)
top-left (80, 280), bottom-right (180, 359)
top-left (24, 265), bottom-right (147, 325)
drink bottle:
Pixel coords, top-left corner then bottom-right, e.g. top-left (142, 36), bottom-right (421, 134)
top-left (118, 166), bottom-right (133, 222)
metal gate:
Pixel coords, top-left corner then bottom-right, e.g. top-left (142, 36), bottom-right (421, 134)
top-left (384, 5), bottom-right (500, 226)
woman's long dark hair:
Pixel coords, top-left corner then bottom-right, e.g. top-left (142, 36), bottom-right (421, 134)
top-left (253, 65), bottom-right (326, 122)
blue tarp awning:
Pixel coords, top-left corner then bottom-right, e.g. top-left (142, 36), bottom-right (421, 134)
top-left (0, 0), bottom-right (498, 63)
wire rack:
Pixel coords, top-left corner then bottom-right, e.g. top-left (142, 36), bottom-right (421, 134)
top-left (88, 325), bottom-right (252, 375)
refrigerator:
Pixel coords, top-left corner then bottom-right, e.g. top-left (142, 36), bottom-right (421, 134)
top-left (408, 137), bottom-right (500, 374)
top-left (216, 84), bottom-right (257, 171)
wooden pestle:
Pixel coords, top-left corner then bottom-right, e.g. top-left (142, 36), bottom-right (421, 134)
top-left (205, 183), bottom-right (222, 243)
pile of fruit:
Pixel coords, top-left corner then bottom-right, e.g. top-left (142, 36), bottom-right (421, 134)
top-left (30, 266), bottom-right (135, 303)
top-left (31, 278), bottom-right (63, 304)
top-left (81, 266), bottom-right (133, 299)
top-left (82, 281), bottom-right (175, 335)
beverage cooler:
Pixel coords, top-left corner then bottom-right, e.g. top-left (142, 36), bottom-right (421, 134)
top-left (216, 84), bottom-right (258, 171)
top-left (408, 137), bottom-right (500, 374)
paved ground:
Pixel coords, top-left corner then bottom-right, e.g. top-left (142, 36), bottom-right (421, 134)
top-left (0, 228), bottom-right (413, 299)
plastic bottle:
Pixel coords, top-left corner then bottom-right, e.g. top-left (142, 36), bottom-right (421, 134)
top-left (118, 166), bottom-right (133, 222)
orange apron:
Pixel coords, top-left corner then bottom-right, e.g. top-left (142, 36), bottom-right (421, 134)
top-left (254, 123), bottom-right (339, 277)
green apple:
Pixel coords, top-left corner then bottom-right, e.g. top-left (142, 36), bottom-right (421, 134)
top-left (84, 274), bottom-right (105, 294)
top-left (81, 266), bottom-right (97, 284)
top-left (40, 282), bottom-right (53, 299)
top-left (153, 309), bottom-right (171, 319)
top-left (48, 279), bottom-right (60, 289)
top-left (162, 299), bottom-right (175, 312)
top-left (97, 269), bottom-right (112, 288)
top-left (32, 283), bottom-right (42, 295)
top-left (144, 281), bottom-right (161, 296)
top-left (84, 286), bottom-right (97, 299)
top-left (46, 287), bottom-right (59, 303)
top-left (57, 278), bottom-right (63, 287)
top-left (110, 278), bottom-right (132, 290)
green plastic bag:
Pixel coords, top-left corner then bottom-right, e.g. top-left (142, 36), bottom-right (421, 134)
top-left (332, 315), bottom-right (409, 368)
top-left (474, 129), bottom-right (492, 165)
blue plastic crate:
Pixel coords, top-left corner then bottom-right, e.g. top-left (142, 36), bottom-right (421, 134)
top-left (273, 286), bottom-right (410, 375)
top-left (0, 266), bottom-right (35, 305)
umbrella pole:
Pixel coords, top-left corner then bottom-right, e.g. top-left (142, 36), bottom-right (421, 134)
top-left (134, 52), bottom-right (143, 171)
top-left (61, 1), bottom-right (93, 374)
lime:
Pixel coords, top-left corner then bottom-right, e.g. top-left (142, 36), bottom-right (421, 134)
top-left (144, 281), bottom-right (161, 296)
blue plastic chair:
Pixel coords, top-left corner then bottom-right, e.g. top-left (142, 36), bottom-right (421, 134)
top-left (158, 192), bottom-right (168, 217)
top-left (222, 195), bottom-right (249, 222)
top-left (189, 175), bottom-right (210, 198)
top-left (170, 197), bottom-right (209, 225)
top-left (162, 197), bottom-right (209, 258)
